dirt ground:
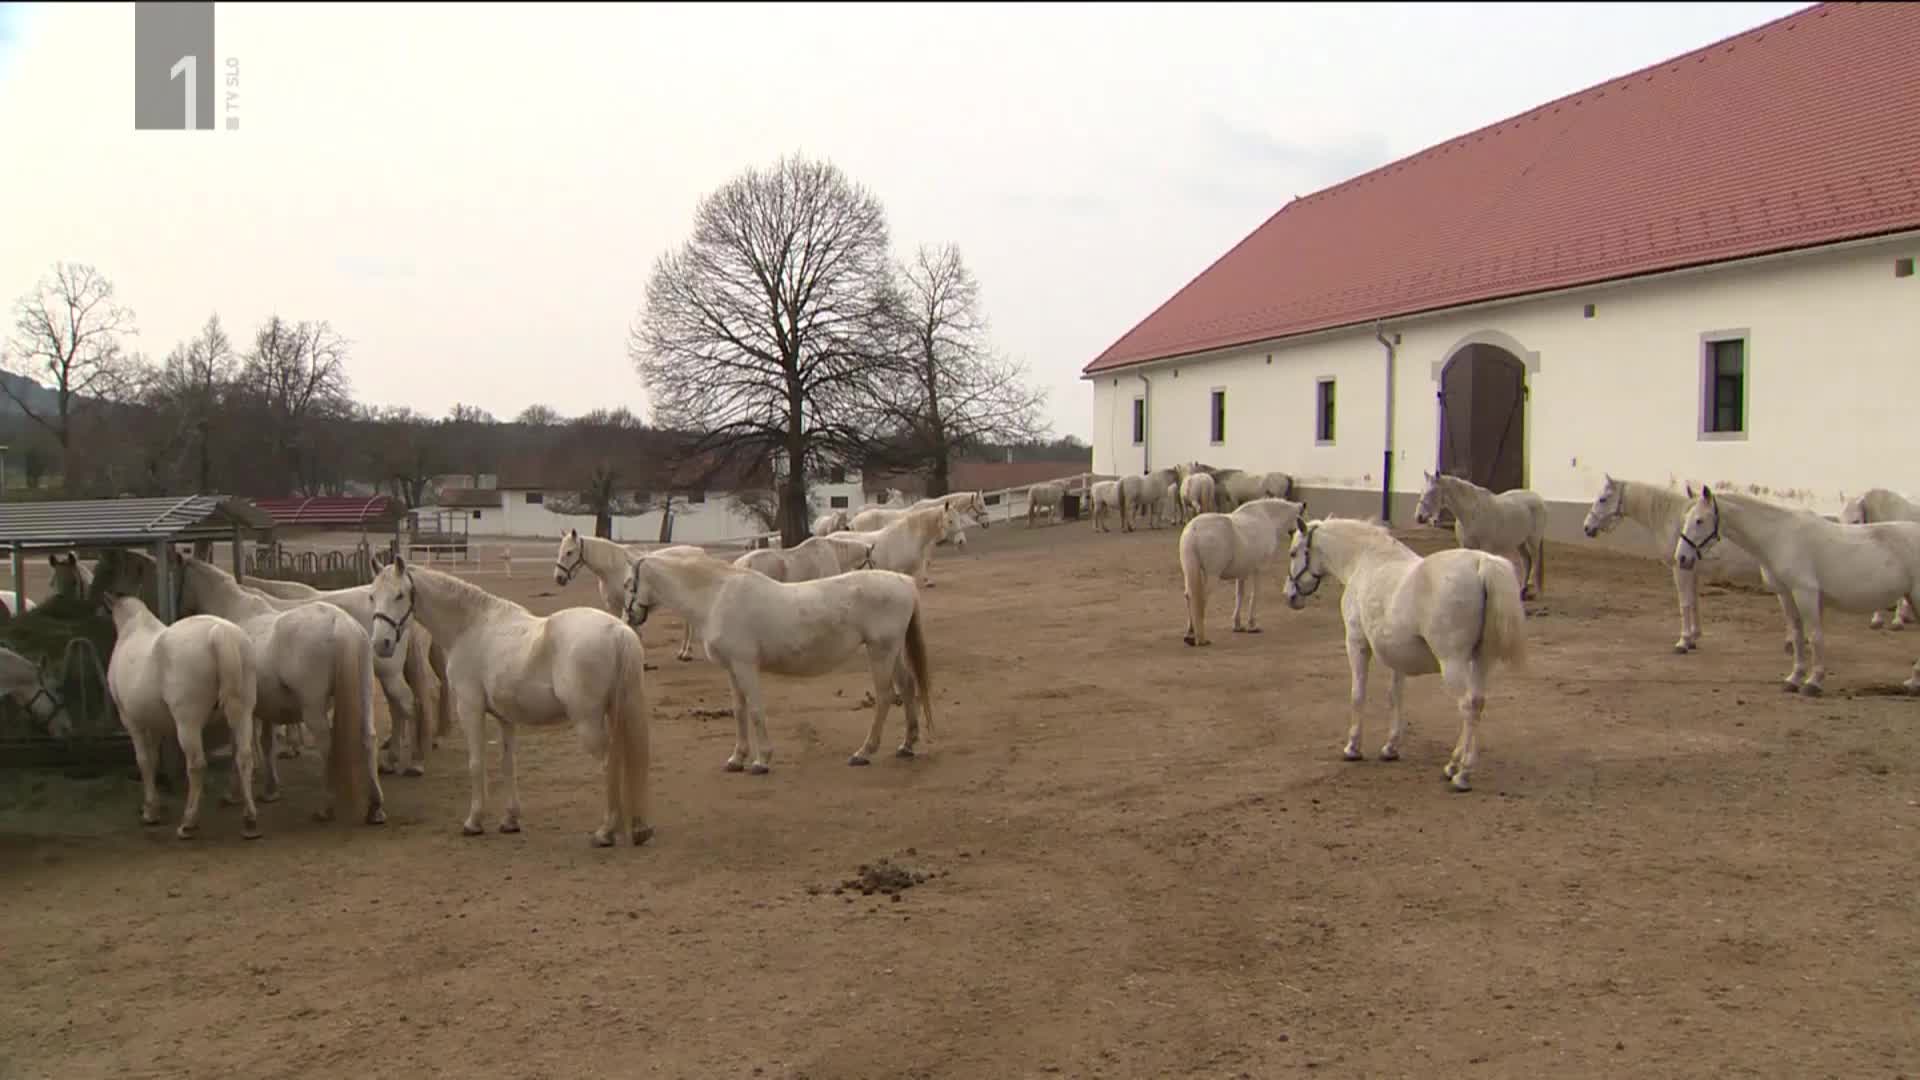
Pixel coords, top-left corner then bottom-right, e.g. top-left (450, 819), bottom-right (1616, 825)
top-left (3, 515), bottom-right (1918, 1079)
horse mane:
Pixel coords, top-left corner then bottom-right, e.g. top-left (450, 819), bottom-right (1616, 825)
top-left (1309, 515), bottom-right (1408, 554)
top-left (407, 563), bottom-right (529, 620)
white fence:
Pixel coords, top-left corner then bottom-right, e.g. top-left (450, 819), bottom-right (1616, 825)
top-left (710, 472), bottom-right (1108, 550)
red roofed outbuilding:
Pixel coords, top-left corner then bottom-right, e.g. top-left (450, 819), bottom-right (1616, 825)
top-left (1084, 2), bottom-right (1920, 539)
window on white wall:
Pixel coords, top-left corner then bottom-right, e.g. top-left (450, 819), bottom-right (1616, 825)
top-left (1131, 397), bottom-right (1145, 446)
top-left (1209, 388), bottom-right (1226, 445)
top-left (1315, 378), bottom-right (1336, 445)
top-left (830, 495), bottom-right (849, 508)
top-left (524, 491), bottom-right (544, 504)
top-left (1700, 332), bottom-right (1748, 439)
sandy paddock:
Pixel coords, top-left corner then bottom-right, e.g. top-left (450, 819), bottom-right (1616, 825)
top-left (2, 518), bottom-right (1918, 1078)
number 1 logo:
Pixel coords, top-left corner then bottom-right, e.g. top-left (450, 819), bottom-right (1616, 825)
top-left (171, 55), bottom-right (198, 131)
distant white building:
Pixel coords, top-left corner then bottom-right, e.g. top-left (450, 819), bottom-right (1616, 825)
top-left (1083, 2), bottom-right (1920, 550)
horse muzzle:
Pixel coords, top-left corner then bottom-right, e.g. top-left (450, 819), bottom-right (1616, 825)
top-left (1582, 525), bottom-right (1598, 538)
top-left (372, 636), bottom-right (397, 660)
top-left (1676, 552), bottom-right (1696, 571)
top-left (625, 604), bottom-right (651, 628)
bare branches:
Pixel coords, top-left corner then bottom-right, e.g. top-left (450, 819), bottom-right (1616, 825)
top-left (239, 316), bottom-right (355, 495)
top-left (1, 261), bottom-right (141, 455)
top-left (875, 243), bottom-right (1049, 494)
top-left (632, 153), bottom-right (900, 544)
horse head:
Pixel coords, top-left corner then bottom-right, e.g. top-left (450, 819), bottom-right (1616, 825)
top-left (554, 528), bottom-right (586, 586)
top-left (1412, 471), bottom-right (1443, 525)
top-left (368, 555), bottom-right (417, 659)
top-left (1284, 518), bottom-right (1324, 610)
top-left (620, 556), bottom-right (657, 628)
top-left (1582, 473), bottom-right (1624, 538)
top-left (1674, 485), bottom-right (1720, 571)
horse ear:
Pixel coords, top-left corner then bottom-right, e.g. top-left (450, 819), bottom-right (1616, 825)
top-left (392, 553), bottom-right (407, 572)
top-left (1685, 483), bottom-right (1696, 499)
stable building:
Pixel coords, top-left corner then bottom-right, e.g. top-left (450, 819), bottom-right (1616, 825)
top-left (1083, 1), bottom-right (1920, 545)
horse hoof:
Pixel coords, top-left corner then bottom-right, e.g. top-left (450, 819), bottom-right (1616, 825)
top-left (1904, 680), bottom-right (1920, 696)
top-left (1799, 683), bottom-right (1824, 698)
top-left (1672, 643), bottom-right (1690, 655)
top-left (141, 813), bottom-right (162, 827)
top-left (723, 760), bottom-right (745, 773)
top-left (1183, 634), bottom-right (1196, 647)
top-left (848, 755), bottom-right (871, 766)
top-left (366, 807), bottom-right (387, 826)
top-left (241, 820), bottom-right (262, 840)
top-left (377, 762), bottom-right (396, 776)
top-left (1342, 748), bottom-right (1363, 762)
top-left (175, 824), bottom-right (197, 840)
top-left (258, 791), bottom-right (282, 804)
top-left (1245, 627), bottom-right (1262, 634)
top-left (590, 831), bottom-right (615, 848)
top-left (1780, 681), bottom-right (1801, 693)
top-left (1449, 778), bottom-right (1473, 793)
top-left (1378, 748), bottom-right (1399, 762)
top-left (630, 825), bottom-right (654, 847)
top-left (749, 763), bottom-right (771, 776)
top-left (402, 766), bottom-right (425, 778)
top-left (462, 823), bottom-right (484, 837)
top-left (1442, 762), bottom-right (1458, 779)
top-left (895, 747), bottom-right (915, 759)
top-left (499, 820), bottom-right (521, 834)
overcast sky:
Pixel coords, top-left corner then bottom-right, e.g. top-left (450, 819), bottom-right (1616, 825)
top-left (0, 1), bottom-right (1809, 441)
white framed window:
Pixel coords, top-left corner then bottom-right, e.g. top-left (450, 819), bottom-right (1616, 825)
top-left (1209, 387), bottom-right (1226, 445)
top-left (1315, 378), bottom-right (1336, 445)
top-left (1131, 397), bottom-right (1146, 446)
top-left (1699, 330), bottom-right (1749, 441)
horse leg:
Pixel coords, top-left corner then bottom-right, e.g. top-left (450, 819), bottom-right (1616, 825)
top-left (1798, 591), bottom-right (1830, 697)
top-left (1244, 573), bottom-right (1262, 633)
top-left (226, 704), bottom-right (261, 839)
top-left (723, 676), bottom-right (751, 773)
top-left (1342, 637), bottom-right (1371, 762)
top-left (1670, 562), bottom-right (1699, 653)
top-left (1896, 596), bottom-right (1917, 629)
top-left (1514, 543), bottom-right (1535, 602)
top-left (303, 702), bottom-right (338, 824)
top-left (1778, 591), bottom-right (1810, 692)
top-left (1380, 670), bottom-right (1408, 761)
top-left (1440, 657), bottom-right (1485, 792)
top-left (676, 620), bottom-right (695, 662)
top-left (591, 709), bottom-right (623, 848)
top-left (850, 648), bottom-right (902, 766)
top-left (496, 718), bottom-right (523, 832)
top-left (172, 710), bottom-right (210, 840)
top-left (376, 665), bottom-right (418, 777)
top-left (1184, 576), bottom-right (1209, 647)
top-left (1230, 577), bottom-right (1248, 632)
top-left (128, 723), bottom-right (164, 827)
top-left (734, 666), bottom-right (774, 775)
top-left (255, 720), bottom-right (283, 803)
top-left (457, 694), bottom-right (490, 836)
top-left (894, 654), bottom-right (922, 758)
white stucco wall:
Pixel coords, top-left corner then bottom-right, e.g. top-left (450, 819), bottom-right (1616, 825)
top-left (477, 489), bottom-right (771, 544)
top-left (1089, 232), bottom-right (1920, 517)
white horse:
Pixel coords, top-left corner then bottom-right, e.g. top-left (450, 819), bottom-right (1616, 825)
top-left (1212, 468), bottom-right (1295, 511)
top-left (0, 589), bottom-right (33, 617)
top-left (1026, 481), bottom-right (1064, 527)
top-left (47, 551), bottom-right (92, 600)
top-left (1840, 488), bottom-right (1920, 630)
top-left (1282, 516), bottom-right (1529, 792)
top-left (1180, 472), bottom-right (1216, 522)
top-left (178, 554), bottom-right (388, 821)
top-left (812, 510), bottom-right (852, 537)
top-left (1582, 473), bottom-right (1792, 654)
top-left (830, 501), bottom-right (965, 589)
top-left (97, 593), bottom-right (264, 839)
top-left (246, 572), bottom-right (454, 751)
top-left (1178, 497), bottom-right (1307, 646)
top-left (367, 556), bottom-right (655, 846)
top-left (1119, 467), bottom-right (1182, 531)
top-left (0, 645), bottom-right (77, 735)
top-left (851, 491), bottom-right (987, 546)
top-left (1675, 485), bottom-right (1920, 697)
top-left (1089, 480), bottom-right (1123, 532)
top-left (554, 529), bottom-right (707, 661)
top-left (1414, 471), bottom-right (1549, 600)
top-left (621, 551), bottom-right (934, 773)
top-left (106, 549), bottom-right (386, 825)
top-left (734, 535), bottom-right (874, 583)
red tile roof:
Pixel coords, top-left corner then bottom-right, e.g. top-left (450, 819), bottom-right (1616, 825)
top-left (1084, 2), bottom-right (1920, 375)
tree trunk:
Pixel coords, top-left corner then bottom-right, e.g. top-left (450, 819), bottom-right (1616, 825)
top-left (930, 450), bottom-right (952, 498)
top-left (780, 448), bottom-right (809, 548)
top-left (595, 512), bottom-right (613, 540)
top-left (657, 494), bottom-right (675, 544)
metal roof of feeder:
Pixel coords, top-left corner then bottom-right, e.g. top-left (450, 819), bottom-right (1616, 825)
top-left (0, 495), bottom-right (275, 550)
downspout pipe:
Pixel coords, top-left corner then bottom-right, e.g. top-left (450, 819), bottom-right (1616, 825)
top-left (1375, 321), bottom-right (1397, 525)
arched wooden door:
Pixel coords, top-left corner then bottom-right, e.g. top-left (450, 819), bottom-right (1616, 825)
top-left (1436, 344), bottom-right (1527, 494)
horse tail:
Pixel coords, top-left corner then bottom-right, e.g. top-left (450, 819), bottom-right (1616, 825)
top-left (212, 624), bottom-right (258, 770)
top-left (905, 598), bottom-right (935, 741)
top-left (328, 623), bottom-right (376, 817)
top-left (1475, 556), bottom-right (1529, 672)
top-left (607, 626), bottom-right (652, 839)
top-left (429, 638), bottom-right (453, 737)
top-left (1117, 483), bottom-right (1129, 532)
top-left (1285, 473), bottom-right (1296, 500)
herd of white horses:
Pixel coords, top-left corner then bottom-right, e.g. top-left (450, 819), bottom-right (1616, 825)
top-left (6, 465), bottom-right (1920, 839)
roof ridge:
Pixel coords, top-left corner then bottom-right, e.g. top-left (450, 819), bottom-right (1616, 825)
top-left (1295, 1), bottom-right (1829, 209)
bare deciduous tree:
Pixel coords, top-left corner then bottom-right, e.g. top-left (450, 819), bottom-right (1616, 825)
top-left (145, 313), bottom-right (238, 492)
top-left (515, 403), bottom-right (562, 427)
top-left (240, 316), bottom-right (353, 495)
top-left (542, 411), bottom-right (659, 540)
top-left (0, 262), bottom-right (141, 467)
top-left (877, 243), bottom-right (1048, 495)
top-left (632, 153), bottom-right (900, 546)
